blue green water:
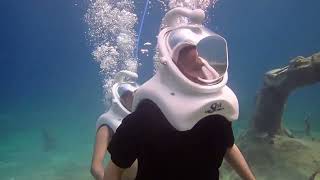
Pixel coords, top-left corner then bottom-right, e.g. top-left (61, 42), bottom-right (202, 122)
top-left (0, 0), bottom-right (319, 179)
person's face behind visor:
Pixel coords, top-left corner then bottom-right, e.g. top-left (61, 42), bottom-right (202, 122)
top-left (177, 46), bottom-right (203, 70)
top-left (176, 45), bottom-right (218, 85)
top-left (120, 91), bottom-right (134, 112)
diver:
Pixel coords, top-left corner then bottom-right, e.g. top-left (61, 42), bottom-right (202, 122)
top-left (104, 7), bottom-right (255, 180)
top-left (91, 70), bottom-right (139, 180)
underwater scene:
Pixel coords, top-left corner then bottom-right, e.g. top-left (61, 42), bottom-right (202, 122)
top-left (0, 0), bottom-right (319, 179)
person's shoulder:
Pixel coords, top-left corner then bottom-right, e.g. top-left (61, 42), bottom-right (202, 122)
top-left (205, 114), bottom-right (232, 128)
top-left (208, 114), bottom-right (230, 121)
top-left (135, 99), bottom-right (160, 114)
top-left (120, 100), bottom-right (158, 125)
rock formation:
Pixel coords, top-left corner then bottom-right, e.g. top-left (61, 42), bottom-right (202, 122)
top-left (252, 52), bottom-right (320, 135)
top-left (221, 52), bottom-right (320, 180)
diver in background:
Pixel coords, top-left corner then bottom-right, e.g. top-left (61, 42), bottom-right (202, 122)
top-left (91, 70), bottom-right (139, 180)
top-left (104, 8), bottom-right (255, 180)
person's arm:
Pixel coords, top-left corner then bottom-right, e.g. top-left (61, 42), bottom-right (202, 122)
top-left (103, 160), bottom-right (125, 180)
top-left (224, 144), bottom-right (256, 180)
top-left (91, 126), bottom-right (111, 180)
top-left (104, 111), bottom-right (141, 180)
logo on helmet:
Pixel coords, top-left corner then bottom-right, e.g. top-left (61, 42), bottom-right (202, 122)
top-left (205, 102), bottom-right (224, 114)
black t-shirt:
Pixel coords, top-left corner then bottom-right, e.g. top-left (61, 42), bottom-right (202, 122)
top-left (108, 100), bottom-right (234, 180)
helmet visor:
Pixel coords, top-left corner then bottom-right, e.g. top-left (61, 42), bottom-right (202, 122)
top-left (166, 26), bottom-right (228, 85)
top-left (174, 36), bottom-right (228, 85)
top-left (116, 83), bottom-right (137, 112)
top-left (196, 35), bottom-right (228, 79)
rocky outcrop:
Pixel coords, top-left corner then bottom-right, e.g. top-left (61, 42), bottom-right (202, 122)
top-left (221, 134), bottom-right (320, 180)
top-left (221, 52), bottom-right (320, 180)
top-left (251, 52), bottom-right (320, 135)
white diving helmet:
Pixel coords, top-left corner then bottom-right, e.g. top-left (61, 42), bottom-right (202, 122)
top-left (96, 70), bottom-right (139, 132)
top-left (132, 7), bottom-right (239, 131)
